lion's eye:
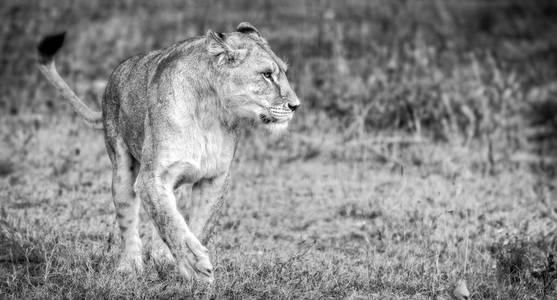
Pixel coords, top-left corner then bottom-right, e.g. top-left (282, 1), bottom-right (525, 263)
top-left (262, 71), bottom-right (272, 79)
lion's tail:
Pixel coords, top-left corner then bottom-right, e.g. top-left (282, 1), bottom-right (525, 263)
top-left (37, 32), bottom-right (103, 129)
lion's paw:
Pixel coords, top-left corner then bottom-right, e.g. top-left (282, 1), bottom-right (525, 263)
top-left (175, 256), bottom-right (214, 284)
top-left (116, 254), bottom-right (143, 275)
top-left (194, 258), bottom-right (214, 283)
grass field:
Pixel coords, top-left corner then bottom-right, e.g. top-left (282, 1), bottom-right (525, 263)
top-left (1, 114), bottom-right (556, 299)
top-left (2, 0), bottom-right (557, 299)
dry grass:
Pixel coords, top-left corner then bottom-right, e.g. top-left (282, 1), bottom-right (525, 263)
top-left (1, 114), bottom-right (556, 299)
top-left (2, 0), bottom-right (557, 299)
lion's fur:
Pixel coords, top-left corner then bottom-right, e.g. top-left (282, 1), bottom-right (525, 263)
top-left (37, 22), bottom-right (300, 282)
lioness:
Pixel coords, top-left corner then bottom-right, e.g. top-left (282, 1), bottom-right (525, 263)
top-left (37, 22), bottom-right (300, 283)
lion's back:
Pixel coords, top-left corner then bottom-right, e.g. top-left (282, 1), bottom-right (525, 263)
top-left (104, 36), bottom-right (206, 114)
top-left (102, 36), bottom-right (206, 159)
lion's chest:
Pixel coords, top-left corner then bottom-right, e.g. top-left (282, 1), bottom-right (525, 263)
top-left (196, 130), bottom-right (237, 179)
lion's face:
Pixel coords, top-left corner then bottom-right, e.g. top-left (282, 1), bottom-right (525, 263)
top-left (207, 23), bottom-right (300, 134)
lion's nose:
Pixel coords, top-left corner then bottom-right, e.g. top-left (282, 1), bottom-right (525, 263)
top-left (287, 103), bottom-right (300, 112)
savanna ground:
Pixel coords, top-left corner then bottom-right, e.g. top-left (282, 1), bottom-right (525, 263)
top-left (2, 0), bottom-right (557, 299)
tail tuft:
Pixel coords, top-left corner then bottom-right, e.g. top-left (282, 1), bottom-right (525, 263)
top-left (38, 32), bottom-right (66, 64)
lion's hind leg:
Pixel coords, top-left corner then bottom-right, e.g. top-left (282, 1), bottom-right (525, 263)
top-left (109, 138), bottom-right (143, 274)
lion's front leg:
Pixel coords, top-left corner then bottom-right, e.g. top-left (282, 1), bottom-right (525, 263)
top-left (136, 162), bottom-right (214, 283)
top-left (189, 172), bottom-right (230, 244)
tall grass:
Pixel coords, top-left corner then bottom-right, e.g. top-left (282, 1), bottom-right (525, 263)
top-left (2, 0), bottom-right (557, 149)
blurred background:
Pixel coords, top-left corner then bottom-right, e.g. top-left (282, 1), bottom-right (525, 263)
top-left (2, 0), bottom-right (557, 167)
top-left (2, 0), bottom-right (557, 298)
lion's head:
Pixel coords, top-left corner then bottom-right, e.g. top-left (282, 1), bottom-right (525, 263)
top-left (207, 22), bottom-right (300, 134)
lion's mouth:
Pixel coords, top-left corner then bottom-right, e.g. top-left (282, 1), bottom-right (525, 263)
top-left (260, 105), bottom-right (292, 124)
top-left (259, 114), bottom-right (276, 124)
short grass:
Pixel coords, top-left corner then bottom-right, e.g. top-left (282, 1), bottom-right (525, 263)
top-left (1, 114), bottom-right (556, 299)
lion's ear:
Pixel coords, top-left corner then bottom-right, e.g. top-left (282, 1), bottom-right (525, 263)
top-left (206, 30), bottom-right (247, 66)
top-left (237, 22), bottom-right (261, 38)
top-left (206, 30), bottom-right (232, 55)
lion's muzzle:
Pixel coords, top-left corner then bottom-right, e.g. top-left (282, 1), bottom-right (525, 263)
top-left (269, 104), bottom-right (294, 122)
